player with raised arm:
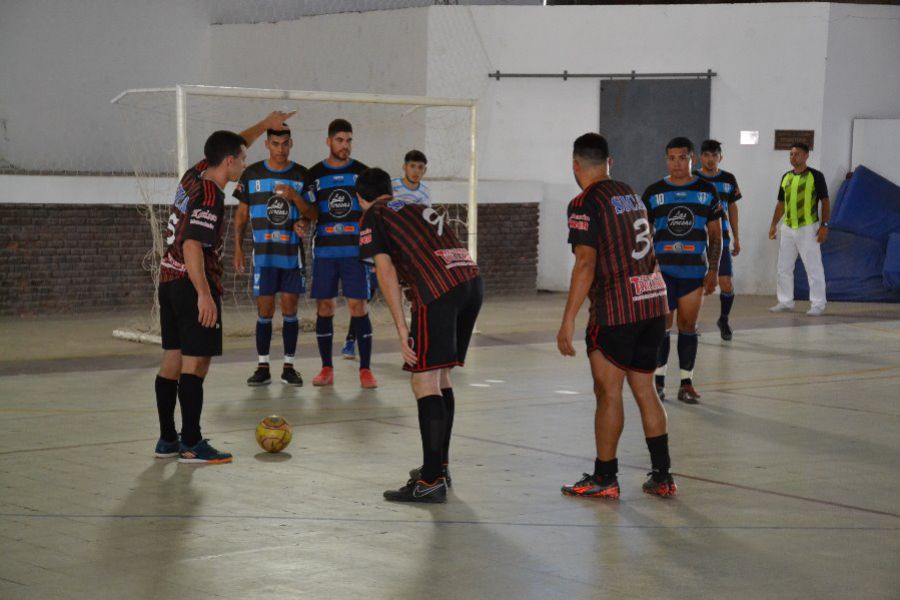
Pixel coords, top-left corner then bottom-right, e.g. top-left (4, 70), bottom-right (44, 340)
top-left (233, 127), bottom-right (317, 387)
top-left (557, 133), bottom-right (675, 499)
top-left (643, 137), bottom-right (723, 405)
top-left (153, 111), bottom-right (294, 464)
top-left (358, 168), bottom-right (482, 503)
top-left (341, 149), bottom-right (431, 360)
top-left (305, 119), bottom-right (377, 388)
top-left (695, 139), bottom-right (743, 341)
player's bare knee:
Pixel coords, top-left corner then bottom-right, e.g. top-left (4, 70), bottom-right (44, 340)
top-left (281, 293), bottom-right (299, 316)
top-left (181, 356), bottom-right (211, 378)
top-left (411, 370), bottom-right (441, 398)
top-left (316, 299), bottom-right (336, 318)
top-left (348, 299), bottom-right (368, 317)
top-left (439, 368), bottom-right (452, 389)
top-left (719, 278), bottom-right (734, 294)
top-left (159, 350), bottom-right (182, 380)
top-left (257, 296), bottom-right (276, 319)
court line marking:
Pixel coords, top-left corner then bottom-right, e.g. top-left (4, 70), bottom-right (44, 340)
top-left (373, 419), bottom-right (900, 520)
top-left (0, 512), bottom-right (896, 532)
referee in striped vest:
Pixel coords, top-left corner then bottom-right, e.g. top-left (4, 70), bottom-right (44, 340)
top-left (768, 142), bottom-right (830, 316)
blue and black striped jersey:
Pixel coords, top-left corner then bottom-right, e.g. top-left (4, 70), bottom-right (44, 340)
top-left (233, 160), bottom-right (308, 270)
top-left (694, 169), bottom-right (741, 239)
top-left (304, 159), bottom-right (368, 259)
top-left (641, 177), bottom-right (723, 280)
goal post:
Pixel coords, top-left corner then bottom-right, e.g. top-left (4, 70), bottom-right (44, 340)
top-left (110, 84), bottom-right (479, 342)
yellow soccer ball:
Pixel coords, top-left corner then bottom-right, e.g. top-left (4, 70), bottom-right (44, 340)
top-left (255, 415), bottom-right (293, 453)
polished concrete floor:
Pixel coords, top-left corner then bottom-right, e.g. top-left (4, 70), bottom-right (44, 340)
top-left (1, 295), bottom-right (898, 599)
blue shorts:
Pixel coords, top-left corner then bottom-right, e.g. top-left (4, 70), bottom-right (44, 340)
top-left (311, 257), bottom-right (370, 300)
top-left (661, 273), bottom-right (704, 312)
top-left (719, 239), bottom-right (733, 278)
top-left (253, 267), bottom-right (306, 298)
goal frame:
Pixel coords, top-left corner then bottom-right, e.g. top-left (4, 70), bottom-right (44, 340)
top-left (111, 84), bottom-right (480, 261)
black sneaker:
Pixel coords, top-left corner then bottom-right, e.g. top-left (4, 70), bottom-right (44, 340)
top-left (561, 473), bottom-right (620, 499)
top-left (717, 317), bottom-right (733, 341)
top-left (247, 366), bottom-right (271, 387)
top-left (409, 465), bottom-right (452, 488)
top-left (280, 366), bottom-right (303, 386)
top-left (383, 477), bottom-right (448, 503)
top-left (642, 471), bottom-right (677, 497)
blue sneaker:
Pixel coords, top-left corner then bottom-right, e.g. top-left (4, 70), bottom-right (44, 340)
top-left (341, 338), bottom-right (356, 360)
top-left (177, 439), bottom-right (233, 464)
top-left (154, 438), bottom-right (180, 458)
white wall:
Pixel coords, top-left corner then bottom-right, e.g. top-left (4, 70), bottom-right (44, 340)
top-left (0, 0), bottom-right (211, 174)
top-left (851, 119), bottom-right (900, 186)
top-left (428, 4), bottom-right (834, 293)
top-left (3, 2), bottom-right (898, 295)
top-left (820, 3), bottom-right (900, 193)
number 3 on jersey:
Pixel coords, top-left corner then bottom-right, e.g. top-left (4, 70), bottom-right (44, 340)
top-left (631, 218), bottom-right (651, 260)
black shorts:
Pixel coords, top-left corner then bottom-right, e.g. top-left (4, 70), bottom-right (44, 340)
top-left (159, 278), bottom-right (223, 357)
top-left (405, 276), bottom-right (483, 373)
top-left (585, 315), bottom-right (666, 373)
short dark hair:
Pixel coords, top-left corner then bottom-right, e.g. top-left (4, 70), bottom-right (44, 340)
top-left (267, 128), bottom-right (291, 138)
top-left (700, 139), bottom-right (722, 154)
top-left (792, 142), bottom-right (810, 153)
top-left (328, 119), bottom-right (353, 137)
top-left (572, 133), bottom-right (610, 165)
top-left (404, 149), bottom-right (427, 164)
top-left (204, 130), bottom-right (246, 167)
top-left (357, 168), bottom-right (393, 202)
top-left (666, 137), bottom-right (694, 154)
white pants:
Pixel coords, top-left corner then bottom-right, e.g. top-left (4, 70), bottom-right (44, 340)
top-left (776, 223), bottom-right (826, 308)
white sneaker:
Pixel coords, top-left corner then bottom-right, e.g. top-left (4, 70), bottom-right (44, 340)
top-left (806, 305), bottom-right (826, 316)
top-left (769, 303), bottom-right (794, 313)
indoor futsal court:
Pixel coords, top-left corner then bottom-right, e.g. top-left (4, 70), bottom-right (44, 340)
top-left (1, 1), bottom-right (899, 599)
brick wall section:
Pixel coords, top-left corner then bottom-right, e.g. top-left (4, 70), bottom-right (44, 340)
top-left (0, 202), bottom-right (538, 316)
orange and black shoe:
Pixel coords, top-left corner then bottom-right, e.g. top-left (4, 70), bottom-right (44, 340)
top-left (409, 465), bottom-right (452, 488)
top-left (677, 384), bottom-right (700, 404)
top-left (561, 473), bottom-right (620, 499)
top-left (642, 471), bottom-right (678, 497)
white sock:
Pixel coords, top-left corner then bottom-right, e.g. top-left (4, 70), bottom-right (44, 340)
top-left (680, 369), bottom-right (693, 381)
top-left (655, 365), bottom-right (668, 376)
top-left (284, 355), bottom-right (294, 366)
top-left (258, 355), bottom-right (270, 365)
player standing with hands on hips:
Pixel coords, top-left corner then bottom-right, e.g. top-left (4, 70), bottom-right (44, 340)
top-left (358, 167), bottom-right (482, 504)
top-left (153, 111), bottom-right (294, 464)
top-left (558, 133), bottom-right (676, 499)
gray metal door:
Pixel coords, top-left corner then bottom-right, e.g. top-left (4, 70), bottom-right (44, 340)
top-left (599, 79), bottom-right (711, 194)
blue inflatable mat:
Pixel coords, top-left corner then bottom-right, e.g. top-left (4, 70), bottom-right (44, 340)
top-left (884, 232), bottom-right (900, 292)
top-left (793, 229), bottom-right (900, 302)
top-left (829, 165), bottom-right (900, 243)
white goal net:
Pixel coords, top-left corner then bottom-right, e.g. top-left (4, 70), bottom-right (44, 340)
top-left (111, 85), bottom-right (478, 343)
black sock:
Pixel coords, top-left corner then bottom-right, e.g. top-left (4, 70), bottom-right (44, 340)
top-left (677, 331), bottom-right (698, 386)
top-left (256, 317), bottom-right (272, 358)
top-left (316, 315), bottom-right (333, 368)
top-left (345, 325), bottom-right (355, 343)
top-left (282, 315), bottom-right (299, 363)
top-left (441, 388), bottom-right (455, 465)
top-left (720, 292), bottom-right (735, 319)
top-left (645, 434), bottom-right (671, 481)
top-left (178, 374), bottom-right (204, 447)
top-left (155, 375), bottom-right (178, 442)
top-left (594, 458), bottom-right (618, 479)
top-left (657, 331), bottom-right (671, 370)
top-left (351, 315), bottom-right (373, 370)
top-left (416, 394), bottom-right (447, 483)
top-left (655, 375), bottom-right (666, 388)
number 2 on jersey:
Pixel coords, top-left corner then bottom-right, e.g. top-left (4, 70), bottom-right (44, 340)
top-left (631, 218), bottom-right (652, 260)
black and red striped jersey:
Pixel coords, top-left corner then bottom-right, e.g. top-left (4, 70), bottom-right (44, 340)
top-left (567, 179), bottom-right (668, 327)
top-left (159, 160), bottom-right (227, 293)
top-left (359, 199), bottom-right (479, 307)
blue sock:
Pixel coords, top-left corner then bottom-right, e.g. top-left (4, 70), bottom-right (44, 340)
top-left (283, 315), bottom-right (299, 361)
top-left (256, 317), bottom-right (273, 363)
top-left (351, 315), bottom-right (373, 370)
top-left (720, 292), bottom-right (735, 319)
top-left (316, 315), bottom-right (333, 368)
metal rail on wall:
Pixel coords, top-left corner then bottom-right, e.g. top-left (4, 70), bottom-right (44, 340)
top-left (488, 69), bottom-right (716, 81)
